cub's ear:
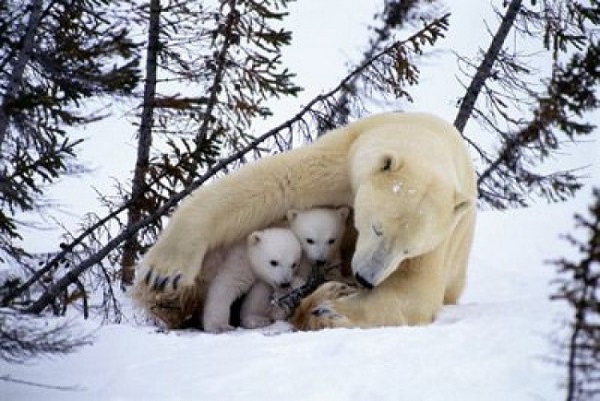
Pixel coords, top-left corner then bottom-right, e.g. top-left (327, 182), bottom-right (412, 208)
top-left (454, 192), bottom-right (472, 217)
top-left (377, 154), bottom-right (402, 173)
top-left (248, 232), bottom-right (262, 246)
top-left (286, 210), bottom-right (299, 222)
top-left (336, 206), bottom-right (350, 221)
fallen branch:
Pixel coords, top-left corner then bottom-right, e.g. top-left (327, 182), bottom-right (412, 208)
top-left (2, 202), bottom-right (130, 306)
top-left (25, 15), bottom-right (450, 315)
top-left (273, 265), bottom-right (325, 310)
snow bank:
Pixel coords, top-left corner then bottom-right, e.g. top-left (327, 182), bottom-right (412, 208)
top-left (2, 194), bottom-right (592, 401)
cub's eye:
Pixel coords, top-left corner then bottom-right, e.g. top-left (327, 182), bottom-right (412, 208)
top-left (327, 238), bottom-right (336, 245)
top-left (292, 262), bottom-right (298, 269)
top-left (306, 238), bottom-right (314, 244)
top-left (270, 260), bottom-right (278, 267)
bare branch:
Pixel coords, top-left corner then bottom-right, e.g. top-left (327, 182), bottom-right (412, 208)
top-left (454, 0), bottom-right (522, 133)
top-left (24, 14), bottom-right (451, 315)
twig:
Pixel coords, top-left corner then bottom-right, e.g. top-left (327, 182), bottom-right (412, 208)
top-left (25, 15), bottom-right (451, 315)
top-left (453, 0), bottom-right (522, 133)
top-left (1, 202), bottom-right (130, 306)
top-left (274, 265), bottom-right (325, 310)
top-left (0, 374), bottom-right (82, 391)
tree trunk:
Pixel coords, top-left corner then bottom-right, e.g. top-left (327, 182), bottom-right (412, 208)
top-left (0, 0), bottom-right (44, 152)
top-left (192, 0), bottom-right (237, 154)
top-left (453, 0), bottom-right (522, 133)
top-left (120, 0), bottom-right (161, 287)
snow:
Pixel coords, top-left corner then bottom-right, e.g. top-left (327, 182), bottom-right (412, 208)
top-left (2, 1), bottom-right (597, 399)
top-left (2, 192), bottom-right (593, 401)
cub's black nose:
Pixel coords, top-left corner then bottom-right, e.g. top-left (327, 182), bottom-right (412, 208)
top-left (355, 273), bottom-right (374, 289)
top-left (280, 282), bottom-right (291, 289)
top-left (315, 260), bottom-right (326, 267)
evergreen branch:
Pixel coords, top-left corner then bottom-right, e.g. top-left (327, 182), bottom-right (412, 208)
top-left (453, 0), bottom-right (522, 133)
top-left (24, 14), bottom-right (451, 315)
top-left (0, 0), bottom-right (44, 152)
top-left (194, 0), bottom-right (238, 149)
top-left (1, 201), bottom-right (130, 307)
top-left (0, 308), bottom-right (91, 363)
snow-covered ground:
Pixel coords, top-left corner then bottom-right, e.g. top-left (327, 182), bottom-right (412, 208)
top-left (3, 190), bottom-right (594, 401)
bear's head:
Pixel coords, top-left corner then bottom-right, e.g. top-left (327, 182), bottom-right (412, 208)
top-left (350, 149), bottom-right (472, 289)
top-left (246, 228), bottom-right (302, 289)
top-left (286, 206), bottom-right (350, 267)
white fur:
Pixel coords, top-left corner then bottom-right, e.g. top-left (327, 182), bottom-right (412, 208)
top-left (286, 206), bottom-right (349, 280)
top-left (135, 112), bottom-right (477, 331)
top-left (203, 228), bottom-right (302, 333)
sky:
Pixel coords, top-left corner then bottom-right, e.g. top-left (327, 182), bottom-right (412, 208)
top-left (2, 2), bottom-right (599, 399)
top-left (15, 0), bottom-right (599, 253)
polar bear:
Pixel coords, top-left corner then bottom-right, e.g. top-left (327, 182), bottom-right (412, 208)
top-left (202, 227), bottom-right (302, 333)
top-left (134, 112), bottom-right (477, 330)
top-left (286, 206), bottom-right (352, 282)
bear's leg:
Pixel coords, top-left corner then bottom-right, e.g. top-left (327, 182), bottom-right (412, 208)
top-left (444, 210), bottom-right (475, 305)
top-left (203, 271), bottom-right (252, 333)
top-left (444, 265), bottom-right (466, 305)
top-left (240, 281), bottom-right (273, 329)
top-left (293, 255), bottom-right (447, 330)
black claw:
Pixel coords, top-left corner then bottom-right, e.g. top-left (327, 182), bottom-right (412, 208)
top-left (155, 276), bottom-right (169, 291)
top-left (152, 275), bottom-right (163, 291)
top-left (312, 307), bottom-right (329, 317)
top-left (311, 306), bottom-right (341, 319)
top-left (172, 274), bottom-right (182, 290)
top-left (144, 269), bottom-right (153, 286)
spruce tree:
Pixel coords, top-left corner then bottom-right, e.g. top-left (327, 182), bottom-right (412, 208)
top-left (0, 0), bottom-right (140, 263)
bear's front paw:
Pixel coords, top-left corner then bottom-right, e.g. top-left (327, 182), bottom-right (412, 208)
top-left (137, 265), bottom-right (187, 293)
top-left (294, 300), bottom-right (350, 331)
top-left (291, 282), bottom-right (357, 331)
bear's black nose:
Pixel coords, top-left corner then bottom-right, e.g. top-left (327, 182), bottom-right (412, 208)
top-left (355, 273), bottom-right (374, 289)
top-left (280, 282), bottom-right (291, 289)
top-left (315, 260), bottom-right (326, 267)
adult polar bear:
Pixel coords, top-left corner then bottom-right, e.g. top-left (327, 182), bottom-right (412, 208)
top-left (134, 112), bottom-right (477, 330)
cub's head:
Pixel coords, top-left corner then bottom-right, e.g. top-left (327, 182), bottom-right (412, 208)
top-left (351, 152), bottom-right (472, 289)
top-left (246, 228), bottom-right (302, 289)
top-left (286, 206), bottom-right (350, 267)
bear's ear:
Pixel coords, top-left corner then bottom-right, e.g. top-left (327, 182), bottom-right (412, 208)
top-left (336, 206), bottom-right (350, 221)
top-left (453, 192), bottom-right (472, 217)
top-left (377, 154), bottom-right (402, 173)
top-left (248, 232), bottom-right (262, 246)
top-left (286, 210), bottom-right (298, 222)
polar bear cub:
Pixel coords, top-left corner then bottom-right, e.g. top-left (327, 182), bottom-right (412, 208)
top-left (203, 227), bottom-right (302, 333)
top-left (286, 206), bottom-right (350, 281)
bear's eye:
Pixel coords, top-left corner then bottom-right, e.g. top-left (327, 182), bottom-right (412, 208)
top-left (327, 238), bottom-right (336, 245)
top-left (306, 238), bottom-right (314, 244)
top-left (270, 260), bottom-right (278, 267)
top-left (292, 262), bottom-right (298, 269)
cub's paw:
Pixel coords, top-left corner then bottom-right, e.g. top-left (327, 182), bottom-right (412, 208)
top-left (269, 303), bottom-right (293, 321)
top-left (241, 315), bottom-right (272, 329)
top-left (204, 322), bottom-right (235, 334)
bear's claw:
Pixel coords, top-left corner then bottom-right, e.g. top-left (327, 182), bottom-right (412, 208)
top-left (139, 268), bottom-right (185, 293)
top-left (171, 273), bottom-right (182, 290)
top-left (311, 303), bottom-right (342, 319)
top-left (144, 269), bottom-right (153, 286)
top-left (153, 275), bottom-right (169, 291)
